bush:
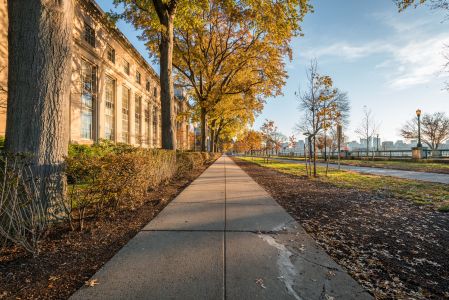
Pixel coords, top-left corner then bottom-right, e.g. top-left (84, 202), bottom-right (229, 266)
top-left (0, 139), bottom-right (221, 252)
top-left (176, 151), bottom-right (204, 174)
top-left (0, 154), bottom-right (48, 255)
top-left (64, 141), bottom-right (221, 230)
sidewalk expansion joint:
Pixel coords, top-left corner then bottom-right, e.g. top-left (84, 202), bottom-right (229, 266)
top-left (140, 229), bottom-right (298, 234)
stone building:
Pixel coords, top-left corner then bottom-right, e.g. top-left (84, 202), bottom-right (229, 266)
top-left (0, 0), bottom-right (190, 149)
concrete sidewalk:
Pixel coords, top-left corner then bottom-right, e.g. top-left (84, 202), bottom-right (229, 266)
top-left (275, 157), bottom-right (449, 184)
top-left (71, 156), bottom-right (372, 300)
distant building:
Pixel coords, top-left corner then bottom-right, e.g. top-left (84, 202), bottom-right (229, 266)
top-left (373, 137), bottom-right (381, 150)
top-left (395, 140), bottom-right (408, 150)
top-left (382, 141), bottom-right (394, 150)
top-left (347, 140), bottom-right (362, 151)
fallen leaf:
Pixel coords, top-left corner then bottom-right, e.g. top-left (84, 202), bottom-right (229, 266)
top-left (85, 279), bottom-right (99, 287)
top-left (255, 278), bottom-right (267, 289)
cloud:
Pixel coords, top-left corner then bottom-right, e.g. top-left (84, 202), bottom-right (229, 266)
top-left (301, 41), bottom-right (394, 61)
top-left (300, 33), bottom-right (449, 90)
top-left (387, 36), bottom-right (449, 88)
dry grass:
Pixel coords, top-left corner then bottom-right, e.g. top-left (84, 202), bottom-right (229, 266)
top-left (240, 157), bottom-right (449, 211)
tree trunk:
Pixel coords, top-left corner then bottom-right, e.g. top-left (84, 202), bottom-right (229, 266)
top-left (313, 136), bottom-right (317, 177)
top-left (214, 130), bottom-right (220, 152)
top-left (209, 129), bottom-right (214, 153)
top-left (159, 13), bottom-right (176, 150)
top-left (6, 0), bottom-right (74, 208)
top-left (200, 106), bottom-right (206, 151)
top-left (324, 132), bottom-right (327, 161)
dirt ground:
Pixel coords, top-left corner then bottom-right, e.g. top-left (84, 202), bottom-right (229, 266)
top-left (0, 164), bottom-right (211, 300)
top-left (234, 158), bottom-right (449, 300)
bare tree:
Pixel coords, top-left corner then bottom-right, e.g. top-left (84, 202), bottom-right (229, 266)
top-left (396, 0), bottom-right (449, 12)
top-left (400, 112), bottom-right (449, 150)
top-left (296, 61), bottom-right (322, 176)
top-left (355, 106), bottom-right (379, 156)
top-left (296, 60), bottom-right (350, 176)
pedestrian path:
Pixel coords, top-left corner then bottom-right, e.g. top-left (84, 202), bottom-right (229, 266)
top-left (275, 158), bottom-right (449, 184)
top-left (71, 156), bottom-right (372, 300)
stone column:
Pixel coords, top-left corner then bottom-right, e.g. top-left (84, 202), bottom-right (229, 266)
top-left (115, 81), bottom-right (123, 143)
top-left (129, 90), bottom-right (135, 145)
top-left (96, 69), bottom-right (105, 142)
top-left (412, 147), bottom-right (423, 160)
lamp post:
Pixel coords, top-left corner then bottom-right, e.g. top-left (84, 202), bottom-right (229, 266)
top-left (416, 109), bottom-right (422, 148)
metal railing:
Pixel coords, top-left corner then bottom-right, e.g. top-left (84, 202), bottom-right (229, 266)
top-left (244, 149), bottom-right (449, 160)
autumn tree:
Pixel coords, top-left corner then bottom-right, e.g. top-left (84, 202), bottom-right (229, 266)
top-left (246, 131), bottom-right (262, 153)
top-left (173, 0), bottom-right (310, 151)
top-left (233, 139), bottom-right (248, 153)
top-left (355, 106), bottom-right (379, 156)
top-left (400, 111), bottom-right (449, 150)
top-left (206, 90), bottom-right (263, 152)
top-left (115, 0), bottom-right (210, 150)
top-left (6, 0), bottom-right (74, 207)
top-left (233, 130), bottom-right (262, 154)
top-left (261, 120), bottom-right (276, 155)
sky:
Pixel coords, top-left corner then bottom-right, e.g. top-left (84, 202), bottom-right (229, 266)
top-left (97, 0), bottom-right (449, 142)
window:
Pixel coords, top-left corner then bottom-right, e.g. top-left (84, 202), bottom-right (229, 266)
top-left (106, 44), bottom-right (115, 64)
top-left (105, 76), bottom-right (115, 141)
top-left (153, 87), bottom-right (157, 98)
top-left (84, 22), bottom-right (96, 47)
top-left (152, 107), bottom-right (158, 147)
top-left (146, 80), bottom-right (150, 92)
top-left (80, 60), bottom-right (97, 140)
top-left (123, 60), bottom-right (130, 75)
top-left (135, 95), bottom-right (142, 144)
top-left (144, 101), bottom-right (150, 145)
top-left (136, 71), bottom-right (141, 85)
top-left (122, 86), bottom-right (130, 143)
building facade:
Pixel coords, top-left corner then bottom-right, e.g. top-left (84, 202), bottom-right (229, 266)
top-left (0, 0), bottom-right (190, 149)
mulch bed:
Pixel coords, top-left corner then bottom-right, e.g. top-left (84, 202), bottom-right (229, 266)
top-left (0, 164), bottom-right (212, 300)
top-left (234, 158), bottom-right (449, 300)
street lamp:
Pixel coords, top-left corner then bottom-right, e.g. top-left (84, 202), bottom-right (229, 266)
top-left (416, 109), bottom-right (422, 148)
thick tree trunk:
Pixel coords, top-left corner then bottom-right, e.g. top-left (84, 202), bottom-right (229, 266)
top-left (159, 13), bottom-right (176, 150)
top-left (6, 0), bottom-right (73, 208)
top-left (200, 106), bottom-right (206, 151)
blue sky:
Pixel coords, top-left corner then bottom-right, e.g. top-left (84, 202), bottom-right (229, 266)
top-left (98, 0), bottom-right (449, 142)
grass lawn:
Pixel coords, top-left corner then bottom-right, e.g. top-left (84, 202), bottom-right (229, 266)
top-left (329, 159), bottom-right (449, 174)
top-left (239, 157), bottom-right (449, 211)
top-left (249, 155), bottom-right (449, 174)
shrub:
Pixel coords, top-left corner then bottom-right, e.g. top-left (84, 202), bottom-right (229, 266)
top-left (176, 151), bottom-right (204, 174)
top-left (64, 144), bottom-right (220, 230)
top-left (0, 154), bottom-right (48, 255)
top-left (0, 140), bottom-right (221, 252)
